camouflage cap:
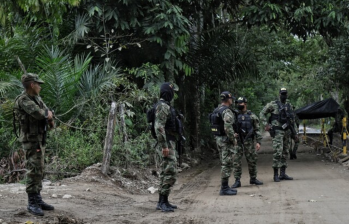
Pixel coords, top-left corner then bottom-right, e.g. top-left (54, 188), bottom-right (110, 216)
top-left (279, 87), bottom-right (287, 94)
top-left (21, 73), bottom-right (45, 84)
top-left (220, 91), bottom-right (234, 101)
top-left (236, 96), bottom-right (247, 103)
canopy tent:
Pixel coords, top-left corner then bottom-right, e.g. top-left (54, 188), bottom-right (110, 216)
top-left (295, 98), bottom-right (340, 120)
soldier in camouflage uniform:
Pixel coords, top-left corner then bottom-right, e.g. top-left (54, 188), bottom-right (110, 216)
top-left (327, 108), bottom-right (347, 145)
top-left (154, 82), bottom-right (178, 212)
top-left (212, 91), bottom-right (238, 196)
top-left (13, 73), bottom-right (55, 216)
top-left (259, 88), bottom-right (298, 182)
top-left (231, 97), bottom-right (263, 188)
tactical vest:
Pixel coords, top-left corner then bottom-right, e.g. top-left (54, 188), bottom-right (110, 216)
top-left (209, 105), bottom-right (230, 136)
top-left (271, 101), bottom-right (292, 125)
top-left (237, 111), bottom-right (254, 138)
top-left (13, 94), bottom-right (46, 142)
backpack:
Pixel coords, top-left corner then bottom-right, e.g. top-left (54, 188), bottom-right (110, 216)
top-left (146, 102), bottom-right (160, 139)
top-left (208, 105), bottom-right (229, 136)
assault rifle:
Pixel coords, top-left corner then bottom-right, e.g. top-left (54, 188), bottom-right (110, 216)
top-left (42, 109), bottom-right (49, 146)
top-left (280, 106), bottom-right (299, 143)
top-left (175, 111), bottom-right (186, 166)
top-left (232, 109), bottom-right (246, 150)
top-left (42, 109), bottom-right (54, 146)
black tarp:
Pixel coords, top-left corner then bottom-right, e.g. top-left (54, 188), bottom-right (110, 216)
top-left (295, 98), bottom-right (340, 120)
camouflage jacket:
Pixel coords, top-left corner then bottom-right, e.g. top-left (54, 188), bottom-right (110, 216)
top-left (13, 92), bottom-right (48, 143)
top-left (238, 110), bottom-right (263, 144)
top-left (154, 99), bottom-right (173, 149)
top-left (221, 107), bottom-right (236, 142)
top-left (259, 99), bottom-right (298, 132)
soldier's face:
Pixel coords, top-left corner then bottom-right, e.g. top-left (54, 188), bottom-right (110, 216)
top-left (31, 82), bottom-right (41, 95)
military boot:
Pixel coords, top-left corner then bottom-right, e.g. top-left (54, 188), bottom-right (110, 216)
top-left (279, 167), bottom-right (293, 180)
top-left (273, 168), bottom-right (280, 182)
top-left (250, 178), bottom-right (263, 185)
top-left (220, 181), bottom-right (237, 196)
top-left (156, 194), bottom-right (162, 210)
top-left (231, 178), bottom-right (241, 188)
top-left (156, 194), bottom-right (177, 210)
top-left (36, 193), bottom-right (54, 210)
top-left (27, 193), bottom-right (44, 216)
top-left (159, 195), bottom-right (174, 212)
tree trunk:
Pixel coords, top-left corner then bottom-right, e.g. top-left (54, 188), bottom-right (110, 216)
top-left (101, 101), bottom-right (117, 175)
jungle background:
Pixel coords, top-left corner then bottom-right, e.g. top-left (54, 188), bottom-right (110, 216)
top-left (1, 0), bottom-right (349, 183)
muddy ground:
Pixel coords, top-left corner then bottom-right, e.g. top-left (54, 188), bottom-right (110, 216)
top-left (1, 132), bottom-right (349, 224)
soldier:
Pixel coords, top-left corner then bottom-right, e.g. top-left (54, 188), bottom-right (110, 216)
top-left (327, 108), bottom-right (346, 145)
top-left (13, 73), bottom-right (55, 216)
top-left (154, 82), bottom-right (179, 212)
top-left (209, 91), bottom-right (238, 196)
top-left (231, 97), bottom-right (263, 188)
top-left (259, 88), bottom-right (298, 182)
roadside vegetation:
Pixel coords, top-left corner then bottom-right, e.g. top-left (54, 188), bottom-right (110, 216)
top-left (1, 0), bottom-right (349, 183)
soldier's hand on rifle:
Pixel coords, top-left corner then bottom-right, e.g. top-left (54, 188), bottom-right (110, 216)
top-left (255, 143), bottom-right (261, 151)
top-left (162, 148), bottom-right (169, 157)
top-left (234, 133), bottom-right (239, 138)
top-left (47, 110), bottom-right (53, 120)
top-left (265, 124), bottom-right (271, 131)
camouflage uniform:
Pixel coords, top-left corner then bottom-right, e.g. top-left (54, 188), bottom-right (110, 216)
top-left (14, 92), bottom-right (48, 194)
top-left (234, 111), bottom-right (263, 179)
top-left (215, 107), bottom-right (236, 182)
top-left (155, 99), bottom-right (177, 197)
top-left (260, 99), bottom-right (297, 168)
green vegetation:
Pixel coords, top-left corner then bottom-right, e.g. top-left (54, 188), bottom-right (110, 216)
top-left (1, 0), bottom-right (349, 182)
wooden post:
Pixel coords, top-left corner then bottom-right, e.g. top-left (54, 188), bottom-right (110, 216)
top-left (101, 101), bottom-right (117, 175)
top-left (119, 103), bottom-right (128, 143)
top-left (119, 103), bottom-right (129, 168)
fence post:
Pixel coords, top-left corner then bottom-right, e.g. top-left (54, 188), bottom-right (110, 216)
top-left (101, 101), bottom-right (117, 175)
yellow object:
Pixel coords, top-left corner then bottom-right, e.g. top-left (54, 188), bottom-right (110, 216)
top-left (342, 117), bottom-right (348, 155)
top-left (320, 118), bottom-right (329, 147)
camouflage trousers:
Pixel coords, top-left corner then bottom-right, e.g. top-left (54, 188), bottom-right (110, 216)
top-left (233, 139), bottom-right (258, 179)
top-left (159, 140), bottom-right (177, 196)
top-left (272, 129), bottom-right (291, 168)
top-left (23, 142), bottom-right (45, 194)
top-left (216, 136), bottom-right (234, 182)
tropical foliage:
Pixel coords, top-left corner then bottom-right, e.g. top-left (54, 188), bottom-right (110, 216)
top-left (1, 0), bottom-right (349, 181)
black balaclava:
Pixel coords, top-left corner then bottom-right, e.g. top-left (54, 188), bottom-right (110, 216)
top-left (237, 105), bottom-right (245, 110)
top-left (280, 94), bottom-right (287, 103)
top-left (160, 82), bottom-right (174, 102)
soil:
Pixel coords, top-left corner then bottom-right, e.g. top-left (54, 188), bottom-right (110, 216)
top-left (1, 132), bottom-right (349, 224)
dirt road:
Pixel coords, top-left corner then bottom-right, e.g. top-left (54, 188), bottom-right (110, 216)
top-left (1, 134), bottom-right (349, 224)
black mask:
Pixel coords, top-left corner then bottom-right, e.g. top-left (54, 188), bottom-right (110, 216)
top-left (237, 105), bottom-right (245, 110)
top-left (280, 95), bottom-right (287, 103)
top-left (160, 82), bottom-right (174, 102)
